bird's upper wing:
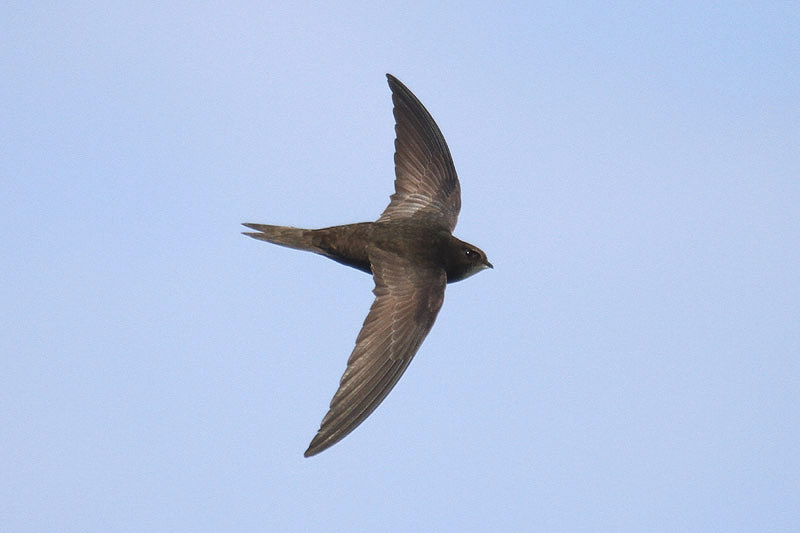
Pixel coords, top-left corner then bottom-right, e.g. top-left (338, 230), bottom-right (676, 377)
top-left (377, 74), bottom-right (461, 232)
top-left (304, 247), bottom-right (447, 456)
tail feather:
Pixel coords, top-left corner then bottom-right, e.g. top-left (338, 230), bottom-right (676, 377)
top-left (242, 223), bottom-right (320, 253)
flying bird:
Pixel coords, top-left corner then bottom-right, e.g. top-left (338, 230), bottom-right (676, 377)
top-left (243, 74), bottom-right (492, 456)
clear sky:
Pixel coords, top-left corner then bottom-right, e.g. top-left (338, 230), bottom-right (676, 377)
top-left (3, 2), bottom-right (798, 531)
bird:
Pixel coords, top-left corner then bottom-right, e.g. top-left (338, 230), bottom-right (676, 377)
top-left (243, 74), bottom-right (492, 457)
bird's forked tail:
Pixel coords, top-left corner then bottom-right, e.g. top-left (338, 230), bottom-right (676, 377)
top-left (241, 223), bottom-right (321, 253)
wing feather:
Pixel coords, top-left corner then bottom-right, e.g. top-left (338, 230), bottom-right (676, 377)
top-left (378, 74), bottom-right (461, 231)
top-left (304, 247), bottom-right (446, 456)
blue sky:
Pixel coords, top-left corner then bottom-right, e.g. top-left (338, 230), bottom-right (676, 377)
top-left (2, 2), bottom-right (798, 531)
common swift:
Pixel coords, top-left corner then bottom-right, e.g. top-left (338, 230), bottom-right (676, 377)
top-left (243, 74), bottom-right (492, 456)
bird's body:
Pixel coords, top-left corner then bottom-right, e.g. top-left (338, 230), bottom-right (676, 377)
top-left (244, 74), bottom-right (491, 456)
top-left (244, 220), bottom-right (486, 282)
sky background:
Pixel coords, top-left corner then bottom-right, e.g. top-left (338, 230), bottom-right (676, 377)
top-left (2, 2), bottom-right (799, 531)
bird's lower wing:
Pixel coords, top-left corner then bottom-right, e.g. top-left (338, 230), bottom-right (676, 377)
top-left (304, 247), bottom-right (447, 456)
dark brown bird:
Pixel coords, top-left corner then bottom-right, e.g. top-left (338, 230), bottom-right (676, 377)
top-left (243, 74), bottom-right (492, 457)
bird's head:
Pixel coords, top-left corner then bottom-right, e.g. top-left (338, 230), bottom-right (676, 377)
top-left (444, 238), bottom-right (492, 283)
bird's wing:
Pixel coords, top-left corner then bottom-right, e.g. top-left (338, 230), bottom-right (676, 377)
top-left (377, 74), bottom-right (461, 232)
top-left (304, 247), bottom-right (447, 456)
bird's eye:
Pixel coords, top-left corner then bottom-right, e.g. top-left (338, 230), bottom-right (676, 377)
top-left (464, 249), bottom-right (476, 259)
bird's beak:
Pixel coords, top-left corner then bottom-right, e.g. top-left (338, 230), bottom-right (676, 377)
top-left (485, 260), bottom-right (494, 269)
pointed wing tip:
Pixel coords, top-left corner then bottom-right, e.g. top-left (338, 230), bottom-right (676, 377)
top-left (303, 435), bottom-right (329, 457)
top-left (386, 73), bottom-right (404, 91)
